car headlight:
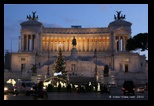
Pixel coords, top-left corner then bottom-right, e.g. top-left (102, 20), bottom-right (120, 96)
top-left (4, 87), bottom-right (8, 91)
top-left (43, 86), bottom-right (46, 90)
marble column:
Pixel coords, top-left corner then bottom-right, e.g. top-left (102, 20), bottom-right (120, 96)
top-left (66, 38), bottom-right (69, 51)
top-left (30, 35), bottom-right (32, 51)
top-left (118, 36), bottom-right (120, 51)
top-left (81, 39), bottom-right (83, 51)
top-left (83, 38), bottom-right (85, 51)
top-left (105, 36), bottom-right (107, 51)
top-left (21, 33), bottom-right (23, 51)
top-left (102, 37), bottom-right (105, 51)
top-left (89, 38), bottom-right (92, 51)
top-left (122, 36), bottom-right (124, 51)
top-left (87, 38), bottom-right (89, 52)
top-left (32, 35), bottom-right (34, 51)
top-left (26, 35), bottom-right (28, 51)
top-left (113, 34), bottom-right (116, 52)
top-left (53, 38), bottom-right (55, 52)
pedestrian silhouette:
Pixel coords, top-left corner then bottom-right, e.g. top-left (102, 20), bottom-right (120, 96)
top-left (57, 83), bottom-right (61, 92)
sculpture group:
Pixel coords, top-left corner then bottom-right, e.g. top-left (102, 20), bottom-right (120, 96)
top-left (114, 11), bottom-right (126, 20)
top-left (27, 11), bottom-right (38, 20)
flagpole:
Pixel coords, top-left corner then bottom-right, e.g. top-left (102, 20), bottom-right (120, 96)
top-left (94, 48), bottom-right (98, 81)
top-left (96, 49), bottom-right (97, 81)
top-left (47, 42), bottom-right (50, 77)
top-left (96, 40), bottom-right (98, 81)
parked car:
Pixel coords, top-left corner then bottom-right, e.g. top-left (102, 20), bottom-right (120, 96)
top-left (4, 83), bottom-right (14, 94)
top-left (76, 85), bottom-right (86, 93)
top-left (144, 83), bottom-right (148, 91)
top-left (136, 86), bottom-right (145, 93)
top-left (121, 81), bottom-right (135, 95)
top-left (106, 83), bottom-right (117, 88)
top-left (14, 81), bottom-right (36, 96)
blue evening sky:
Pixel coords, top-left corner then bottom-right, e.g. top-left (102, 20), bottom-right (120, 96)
top-left (4, 4), bottom-right (148, 60)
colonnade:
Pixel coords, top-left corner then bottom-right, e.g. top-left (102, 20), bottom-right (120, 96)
top-left (19, 34), bottom-right (36, 51)
top-left (41, 36), bottom-right (110, 52)
top-left (18, 34), bottom-right (128, 52)
top-left (115, 35), bottom-right (128, 52)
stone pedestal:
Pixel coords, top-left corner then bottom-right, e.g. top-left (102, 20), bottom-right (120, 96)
top-left (31, 76), bottom-right (37, 83)
top-left (103, 77), bottom-right (110, 84)
top-left (71, 47), bottom-right (78, 59)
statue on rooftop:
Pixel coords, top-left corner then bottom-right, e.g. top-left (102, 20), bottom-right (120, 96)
top-left (26, 11), bottom-right (38, 20)
top-left (72, 36), bottom-right (77, 46)
top-left (116, 11), bottom-right (121, 20)
top-left (32, 11), bottom-right (36, 20)
top-left (114, 11), bottom-right (126, 20)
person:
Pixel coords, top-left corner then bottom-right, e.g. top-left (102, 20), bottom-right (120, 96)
top-left (38, 81), bottom-right (44, 91)
top-left (47, 84), bottom-right (53, 92)
top-left (95, 84), bottom-right (98, 92)
top-left (57, 83), bottom-right (61, 92)
top-left (34, 81), bottom-right (44, 96)
top-left (67, 83), bottom-right (71, 92)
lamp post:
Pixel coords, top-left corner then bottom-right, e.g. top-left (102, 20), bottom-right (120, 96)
top-left (94, 39), bottom-right (98, 81)
top-left (31, 50), bottom-right (38, 76)
top-left (46, 43), bottom-right (50, 78)
top-left (112, 53), bottom-right (114, 70)
top-left (95, 50), bottom-right (97, 79)
top-left (96, 40), bottom-right (98, 78)
top-left (35, 50), bottom-right (38, 65)
top-left (47, 49), bottom-right (50, 76)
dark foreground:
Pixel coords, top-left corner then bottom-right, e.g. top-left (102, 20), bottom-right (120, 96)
top-left (4, 88), bottom-right (148, 100)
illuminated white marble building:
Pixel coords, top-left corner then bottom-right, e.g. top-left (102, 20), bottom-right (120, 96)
top-left (4, 12), bottom-right (147, 85)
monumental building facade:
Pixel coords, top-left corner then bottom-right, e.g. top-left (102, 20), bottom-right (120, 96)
top-left (4, 12), bottom-right (148, 86)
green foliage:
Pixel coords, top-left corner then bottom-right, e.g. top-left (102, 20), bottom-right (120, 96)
top-left (31, 65), bottom-right (37, 73)
top-left (126, 33), bottom-right (148, 51)
top-left (53, 48), bottom-right (67, 80)
top-left (126, 38), bottom-right (136, 51)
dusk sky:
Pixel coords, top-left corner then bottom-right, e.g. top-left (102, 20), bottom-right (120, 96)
top-left (4, 4), bottom-right (148, 60)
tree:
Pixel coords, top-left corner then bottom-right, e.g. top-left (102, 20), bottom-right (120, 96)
top-left (126, 33), bottom-right (148, 51)
top-left (126, 38), bottom-right (136, 51)
top-left (53, 48), bottom-right (67, 80)
top-left (31, 64), bottom-right (37, 76)
top-left (31, 64), bottom-right (37, 73)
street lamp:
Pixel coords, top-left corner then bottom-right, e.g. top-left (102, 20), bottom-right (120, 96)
top-left (95, 49), bottom-right (97, 79)
top-left (95, 49), bottom-right (98, 80)
top-left (94, 39), bottom-right (98, 81)
top-left (112, 53), bottom-right (114, 70)
top-left (31, 51), bottom-right (38, 76)
top-left (46, 43), bottom-right (50, 78)
top-left (35, 50), bottom-right (38, 65)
